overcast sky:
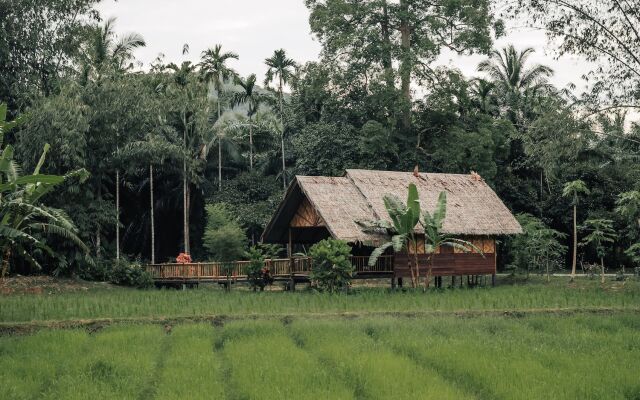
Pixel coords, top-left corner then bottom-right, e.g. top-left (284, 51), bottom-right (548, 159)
top-left (97, 0), bottom-right (595, 98)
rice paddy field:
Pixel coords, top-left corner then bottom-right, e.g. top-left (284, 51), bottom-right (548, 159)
top-left (1, 277), bottom-right (639, 323)
top-left (1, 277), bottom-right (639, 399)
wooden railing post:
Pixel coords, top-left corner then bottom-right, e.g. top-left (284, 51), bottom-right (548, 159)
top-left (289, 257), bottom-right (296, 291)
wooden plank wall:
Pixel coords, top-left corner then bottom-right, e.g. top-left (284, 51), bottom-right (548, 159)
top-left (394, 253), bottom-right (495, 277)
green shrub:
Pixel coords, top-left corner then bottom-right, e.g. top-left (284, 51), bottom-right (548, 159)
top-left (245, 246), bottom-right (275, 291)
top-left (309, 239), bottom-right (353, 292)
top-left (507, 213), bottom-right (567, 278)
top-left (203, 204), bottom-right (247, 262)
top-left (110, 259), bottom-right (154, 288)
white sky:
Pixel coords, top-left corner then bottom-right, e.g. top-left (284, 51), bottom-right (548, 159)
top-left (97, 0), bottom-right (635, 123)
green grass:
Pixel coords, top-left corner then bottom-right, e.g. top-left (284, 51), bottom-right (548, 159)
top-left (1, 314), bottom-right (639, 399)
top-left (154, 324), bottom-right (224, 400)
top-left (1, 325), bottom-right (161, 399)
top-left (1, 277), bottom-right (639, 323)
top-left (2, 278), bottom-right (639, 398)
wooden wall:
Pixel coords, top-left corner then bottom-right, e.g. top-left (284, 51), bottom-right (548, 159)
top-left (396, 236), bottom-right (496, 277)
top-left (290, 198), bottom-right (325, 228)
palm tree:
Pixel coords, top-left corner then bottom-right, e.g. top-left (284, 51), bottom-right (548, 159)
top-left (166, 50), bottom-right (204, 256)
top-left (264, 49), bottom-right (296, 189)
top-left (200, 44), bottom-right (239, 190)
top-left (470, 78), bottom-right (498, 115)
top-left (562, 180), bottom-right (590, 282)
top-left (477, 45), bottom-right (553, 124)
top-left (80, 17), bottom-right (145, 261)
top-left (80, 17), bottom-right (146, 82)
top-left (0, 104), bottom-right (89, 277)
top-left (232, 74), bottom-right (266, 170)
top-left (122, 128), bottom-right (180, 265)
top-left (581, 219), bottom-right (617, 284)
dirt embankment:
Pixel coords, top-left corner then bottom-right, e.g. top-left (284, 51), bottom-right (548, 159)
top-left (0, 275), bottom-right (117, 295)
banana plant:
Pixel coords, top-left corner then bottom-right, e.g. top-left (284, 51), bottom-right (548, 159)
top-left (0, 103), bottom-right (89, 277)
top-left (363, 184), bottom-right (481, 289)
top-left (363, 183), bottom-right (421, 287)
top-left (420, 191), bottom-right (482, 288)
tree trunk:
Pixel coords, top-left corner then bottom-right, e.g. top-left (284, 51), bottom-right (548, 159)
top-left (150, 164), bottom-right (155, 265)
top-left (571, 204), bottom-right (577, 281)
top-left (116, 168), bottom-right (120, 261)
top-left (183, 113), bottom-right (190, 255)
top-left (279, 76), bottom-right (286, 190)
top-left (399, 0), bottom-right (412, 132)
top-left (186, 183), bottom-right (191, 254)
top-left (380, 1), bottom-right (394, 93)
top-left (249, 116), bottom-right (253, 171)
top-left (426, 255), bottom-right (434, 290)
top-left (96, 183), bottom-right (101, 259)
top-left (408, 238), bottom-right (418, 288)
top-left (218, 100), bottom-right (222, 191)
top-left (546, 257), bottom-right (550, 282)
top-left (600, 257), bottom-right (605, 284)
top-left (1, 247), bottom-right (10, 279)
top-left (413, 241), bottom-right (420, 289)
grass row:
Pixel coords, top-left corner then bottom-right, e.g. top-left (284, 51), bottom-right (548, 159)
top-left (1, 278), bottom-right (638, 323)
top-left (1, 313), bottom-right (639, 399)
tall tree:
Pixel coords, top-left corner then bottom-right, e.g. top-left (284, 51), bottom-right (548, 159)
top-left (562, 180), bottom-right (590, 282)
top-left (305, 0), bottom-right (497, 134)
top-left (0, 103), bottom-right (89, 277)
top-left (199, 44), bottom-right (239, 190)
top-left (232, 74), bottom-right (266, 170)
top-left (509, 0), bottom-right (640, 111)
top-left (264, 49), bottom-right (296, 189)
top-left (80, 17), bottom-right (145, 261)
top-left (477, 45), bottom-right (554, 126)
top-left (165, 52), bottom-right (208, 255)
top-left (0, 0), bottom-right (99, 115)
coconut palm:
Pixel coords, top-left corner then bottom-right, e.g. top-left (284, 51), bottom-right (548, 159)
top-left (232, 74), bottom-right (267, 170)
top-left (200, 44), bottom-right (239, 190)
top-left (470, 78), bottom-right (498, 115)
top-left (0, 104), bottom-right (89, 277)
top-left (264, 49), bottom-right (296, 189)
top-left (562, 180), bottom-right (590, 281)
top-left (80, 17), bottom-right (145, 261)
top-left (80, 17), bottom-right (146, 83)
top-left (478, 45), bottom-right (553, 124)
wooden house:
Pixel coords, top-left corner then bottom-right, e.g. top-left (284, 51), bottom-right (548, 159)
top-left (262, 169), bottom-right (522, 283)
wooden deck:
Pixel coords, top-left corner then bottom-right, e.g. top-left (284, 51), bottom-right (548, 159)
top-left (146, 255), bottom-right (395, 284)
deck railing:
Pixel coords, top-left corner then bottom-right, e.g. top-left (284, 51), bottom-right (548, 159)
top-left (146, 255), bottom-right (394, 281)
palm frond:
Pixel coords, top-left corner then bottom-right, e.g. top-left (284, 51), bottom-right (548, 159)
top-left (369, 241), bottom-right (393, 267)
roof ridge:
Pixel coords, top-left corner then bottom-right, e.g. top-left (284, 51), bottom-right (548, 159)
top-left (345, 170), bottom-right (382, 221)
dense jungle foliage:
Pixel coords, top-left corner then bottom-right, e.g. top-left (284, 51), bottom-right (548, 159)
top-left (1, 0), bottom-right (639, 278)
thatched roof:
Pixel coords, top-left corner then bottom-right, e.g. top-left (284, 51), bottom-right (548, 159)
top-left (262, 169), bottom-right (522, 244)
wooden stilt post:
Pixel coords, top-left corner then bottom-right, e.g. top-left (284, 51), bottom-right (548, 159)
top-left (288, 228), bottom-right (295, 291)
top-left (492, 273), bottom-right (496, 287)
